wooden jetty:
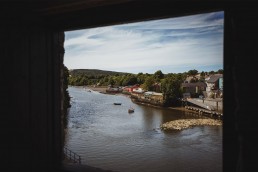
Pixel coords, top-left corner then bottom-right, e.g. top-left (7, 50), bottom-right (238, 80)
top-left (185, 105), bottom-right (223, 119)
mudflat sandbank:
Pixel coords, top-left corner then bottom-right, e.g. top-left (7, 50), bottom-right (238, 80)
top-left (161, 119), bottom-right (222, 131)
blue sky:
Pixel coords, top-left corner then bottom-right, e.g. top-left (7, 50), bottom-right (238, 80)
top-left (64, 11), bottom-right (224, 74)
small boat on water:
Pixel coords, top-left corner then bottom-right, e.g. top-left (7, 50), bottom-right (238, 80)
top-left (128, 107), bottom-right (134, 113)
top-left (113, 103), bottom-right (122, 105)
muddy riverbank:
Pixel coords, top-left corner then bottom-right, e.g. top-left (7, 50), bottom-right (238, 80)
top-left (85, 86), bottom-right (108, 93)
top-left (73, 86), bottom-right (222, 119)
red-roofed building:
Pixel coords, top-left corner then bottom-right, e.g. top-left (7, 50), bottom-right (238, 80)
top-left (123, 84), bottom-right (140, 93)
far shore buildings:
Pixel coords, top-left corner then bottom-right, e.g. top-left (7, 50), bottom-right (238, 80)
top-left (206, 74), bottom-right (223, 91)
top-left (122, 84), bottom-right (164, 105)
top-left (106, 85), bottom-right (123, 93)
top-left (131, 90), bottom-right (164, 105)
top-left (181, 73), bottom-right (223, 98)
top-left (205, 74), bottom-right (223, 98)
top-left (107, 73), bottom-right (223, 100)
top-left (181, 82), bottom-right (207, 98)
top-left (132, 87), bottom-right (145, 94)
top-left (122, 84), bottom-right (140, 93)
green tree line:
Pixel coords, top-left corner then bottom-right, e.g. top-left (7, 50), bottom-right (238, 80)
top-left (67, 69), bottom-right (223, 106)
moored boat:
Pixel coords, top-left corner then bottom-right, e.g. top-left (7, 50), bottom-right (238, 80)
top-left (128, 107), bottom-right (134, 113)
top-left (114, 103), bottom-right (122, 105)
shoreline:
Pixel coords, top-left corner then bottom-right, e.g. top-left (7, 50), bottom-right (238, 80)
top-left (131, 98), bottom-right (166, 109)
top-left (70, 85), bottom-right (222, 130)
top-left (84, 85), bottom-right (108, 93)
top-left (70, 85), bottom-right (222, 119)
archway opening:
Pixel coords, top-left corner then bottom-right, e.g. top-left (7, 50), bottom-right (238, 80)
top-left (62, 11), bottom-right (224, 172)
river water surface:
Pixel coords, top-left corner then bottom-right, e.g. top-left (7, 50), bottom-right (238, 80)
top-left (64, 86), bottom-right (222, 172)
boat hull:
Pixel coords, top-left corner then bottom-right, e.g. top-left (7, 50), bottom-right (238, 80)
top-left (128, 109), bottom-right (134, 113)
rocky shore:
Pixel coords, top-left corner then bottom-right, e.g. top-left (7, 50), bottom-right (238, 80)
top-left (160, 119), bottom-right (222, 131)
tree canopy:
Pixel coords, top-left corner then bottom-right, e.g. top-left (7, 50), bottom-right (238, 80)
top-left (187, 69), bottom-right (198, 76)
top-left (153, 70), bottom-right (164, 81)
top-left (161, 74), bottom-right (184, 106)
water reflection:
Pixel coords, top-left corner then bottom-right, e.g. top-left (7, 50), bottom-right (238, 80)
top-left (65, 86), bottom-right (222, 172)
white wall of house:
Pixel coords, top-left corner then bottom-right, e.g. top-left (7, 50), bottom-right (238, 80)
top-left (206, 83), bottom-right (214, 92)
top-left (133, 87), bottom-right (144, 93)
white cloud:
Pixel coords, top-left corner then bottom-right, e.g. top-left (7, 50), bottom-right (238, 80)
top-left (64, 11), bottom-right (224, 74)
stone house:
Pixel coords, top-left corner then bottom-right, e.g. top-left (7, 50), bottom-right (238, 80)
top-left (206, 74), bottom-right (223, 91)
top-left (205, 74), bottom-right (223, 98)
top-left (181, 82), bottom-right (207, 96)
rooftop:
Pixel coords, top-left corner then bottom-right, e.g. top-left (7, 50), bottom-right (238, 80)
top-left (207, 74), bottom-right (223, 83)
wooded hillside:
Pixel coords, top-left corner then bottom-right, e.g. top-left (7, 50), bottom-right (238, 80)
top-left (69, 69), bottom-right (130, 76)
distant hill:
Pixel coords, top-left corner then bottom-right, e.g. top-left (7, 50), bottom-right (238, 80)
top-left (69, 69), bottom-right (130, 76)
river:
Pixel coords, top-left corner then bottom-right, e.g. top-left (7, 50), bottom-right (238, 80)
top-left (64, 86), bottom-right (222, 172)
